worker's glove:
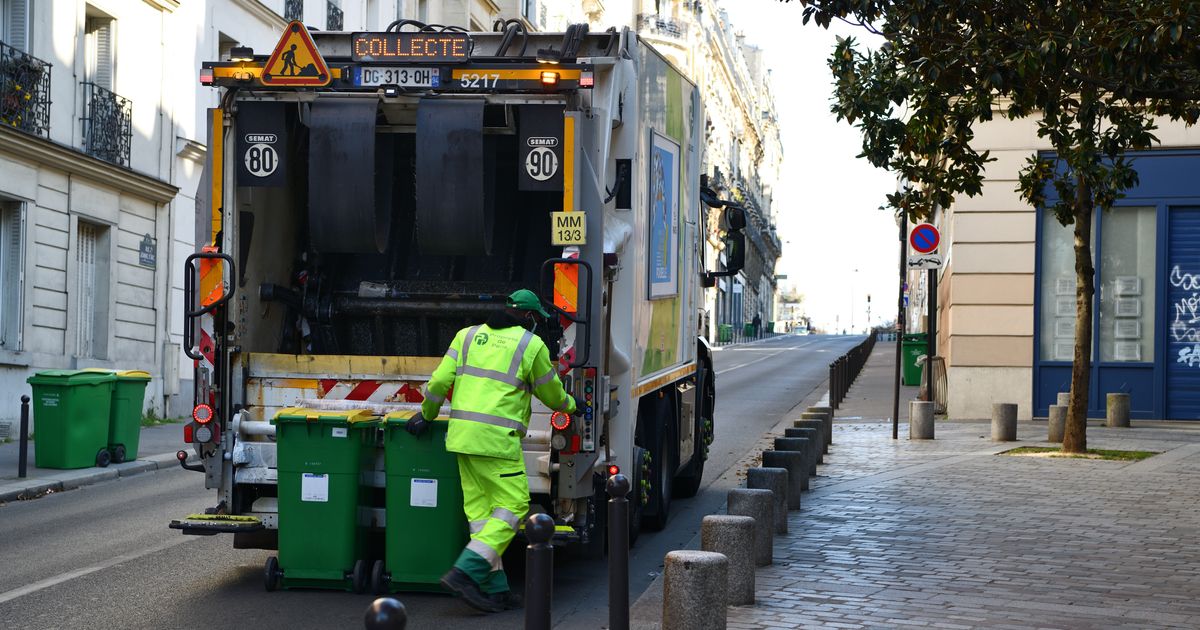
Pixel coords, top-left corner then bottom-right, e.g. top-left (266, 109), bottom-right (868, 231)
top-left (572, 395), bottom-right (587, 416)
top-left (405, 412), bottom-right (429, 437)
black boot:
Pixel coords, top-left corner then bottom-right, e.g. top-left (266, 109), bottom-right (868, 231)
top-left (440, 568), bottom-right (503, 613)
top-left (489, 590), bottom-right (523, 610)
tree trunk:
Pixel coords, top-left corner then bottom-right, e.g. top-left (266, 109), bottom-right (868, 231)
top-left (1064, 182), bottom-right (1095, 454)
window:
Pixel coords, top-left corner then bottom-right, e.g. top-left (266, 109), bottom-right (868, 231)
top-left (85, 13), bottom-right (114, 91)
top-left (284, 0), bottom-right (303, 22)
top-left (75, 221), bottom-right (110, 359)
top-left (521, 0), bottom-right (537, 23)
top-left (0, 201), bottom-right (23, 350)
top-left (2, 0), bottom-right (29, 51)
top-left (1039, 210), bottom-right (1094, 361)
top-left (326, 1), bottom-right (343, 31)
top-left (1099, 206), bottom-right (1156, 362)
top-left (417, 0), bottom-right (428, 23)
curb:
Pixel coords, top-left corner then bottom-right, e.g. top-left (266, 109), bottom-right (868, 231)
top-left (0, 451), bottom-right (184, 503)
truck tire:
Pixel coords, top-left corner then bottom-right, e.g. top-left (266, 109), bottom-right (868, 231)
top-left (673, 366), bottom-right (713, 498)
top-left (642, 394), bottom-right (676, 531)
top-left (628, 446), bottom-right (646, 546)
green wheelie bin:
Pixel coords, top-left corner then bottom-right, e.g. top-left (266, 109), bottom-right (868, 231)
top-left (374, 410), bottom-right (467, 594)
top-left (901, 333), bottom-right (929, 386)
top-left (26, 370), bottom-right (116, 469)
top-left (84, 369), bottom-right (151, 463)
top-left (268, 407), bottom-right (378, 592)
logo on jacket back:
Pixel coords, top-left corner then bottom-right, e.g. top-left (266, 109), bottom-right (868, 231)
top-left (475, 333), bottom-right (489, 346)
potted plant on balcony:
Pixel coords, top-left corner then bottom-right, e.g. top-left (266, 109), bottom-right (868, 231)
top-left (1, 51), bottom-right (45, 133)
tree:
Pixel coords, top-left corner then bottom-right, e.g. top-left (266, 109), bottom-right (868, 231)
top-left (787, 1), bottom-right (1200, 452)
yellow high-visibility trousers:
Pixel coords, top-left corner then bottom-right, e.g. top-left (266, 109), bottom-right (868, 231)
top-left (452, 453), bottom-right (529, 594)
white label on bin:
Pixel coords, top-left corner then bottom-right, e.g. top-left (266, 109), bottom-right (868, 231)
top-left (331, 427), bottom-right (348, 438)
top-left (411, 478), bottom-right (437, 508)
top-left (301, 473), bottom-right (329, 502)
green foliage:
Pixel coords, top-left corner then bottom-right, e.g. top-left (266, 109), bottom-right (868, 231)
top-left (789, 0), bottom-right (1200, 452)
top-left (141, 410), bottom-right (182, 427)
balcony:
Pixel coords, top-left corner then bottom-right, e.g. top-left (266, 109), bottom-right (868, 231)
top-left (81, 82), bottom-right (132, 168)
top-left (0, 40), bottom-right (52, 138)
top-left (637, 14), bottom-right (689, 39)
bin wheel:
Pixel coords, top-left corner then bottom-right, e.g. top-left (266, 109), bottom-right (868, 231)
top-left (111, 445), bottom-right (127, 464)
top-left (264, 556), bottom-right (281, 592)
top-left (370, 559), bottom-right (386, 595)
top-left (352, 559), bottom-right (368, 594)
top-left (95, 449), bottom-right (111, 468)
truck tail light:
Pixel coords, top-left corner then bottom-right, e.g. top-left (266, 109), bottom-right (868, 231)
top-left (193, 404), bottom-right (214, 424)
top-left (200, 68), bottom-right (214, 85)
top-left (607, 464), bottom-right (619, 476)
top-left (541, 71), bottom-right (559, 86)
top-left (550, 411), bottom-right (571, 431)
top-left (184, 424), bottom-right (194, 443)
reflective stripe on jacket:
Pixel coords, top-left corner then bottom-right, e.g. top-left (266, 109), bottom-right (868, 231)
top-left (422, 323), bottom-right (576, 460)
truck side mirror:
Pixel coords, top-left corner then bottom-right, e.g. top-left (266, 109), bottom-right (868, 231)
top-left (724, 231), bottom-right (746, 274)
top-left (724, 206), bottom-right (746, 231)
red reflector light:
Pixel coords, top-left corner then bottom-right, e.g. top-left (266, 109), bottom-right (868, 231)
top-left (607, 465), bottom-right (619, 476)
top-left (200, 69), bottom-right (214, 85)
top-left (579, 72), bottom-right (594, 88)
top-left (550, 411), bottom-right (571, 431)
top-left (193, 404), bottom-right (214, 424)
top-left (183, 424), bottom-right (193, 443)
top-left (176, 450), bottom-right (189, 461)
top-left (541, 71), bottom-right (559, 86)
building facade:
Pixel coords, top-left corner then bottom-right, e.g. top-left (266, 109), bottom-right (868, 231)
top-left (909, 110), bottom-right (1200, 421)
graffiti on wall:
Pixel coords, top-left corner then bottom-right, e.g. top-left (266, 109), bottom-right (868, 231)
top-left (1170, 266), bottom-right (1200, 367)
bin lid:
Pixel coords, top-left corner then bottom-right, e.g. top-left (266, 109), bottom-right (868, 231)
top-left (26, 369), bottom-right (117, 386)
top-left (81, 368), bottom-right (152, 381)
top-left (272, 407), bottom-right (377, 426)
top-left (383, 410), bottom-right (448, 425)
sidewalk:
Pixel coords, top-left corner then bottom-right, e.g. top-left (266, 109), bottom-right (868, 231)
top-left (0, 423), bottom-right (187, 503)
top-left (634, 340), bottom-right (1200, 628)
top-left (726, 342), bottom-right (1200, 629)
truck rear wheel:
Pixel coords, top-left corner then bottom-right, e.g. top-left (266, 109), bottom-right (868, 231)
top-left (674, 365), bottom-right (714, 498)
top-left (642, 394), bottom-right (676, 531)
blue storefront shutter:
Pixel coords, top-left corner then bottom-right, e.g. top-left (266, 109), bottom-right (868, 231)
top-left (1167, 206), bottom-right (1200, 419)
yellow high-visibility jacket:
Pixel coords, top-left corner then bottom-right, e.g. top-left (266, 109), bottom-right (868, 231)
top-left (422, 323), bottom-right (576, 460)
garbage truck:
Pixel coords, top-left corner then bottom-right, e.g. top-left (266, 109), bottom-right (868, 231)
top-left (171, 20), bottom-right (748, 556)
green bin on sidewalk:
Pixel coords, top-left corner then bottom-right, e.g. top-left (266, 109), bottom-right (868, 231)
top-left (26, 370), bottom-right (116, 469)
top-left (901, 333), bottom-right (929, 386)
top-left (269, 407), bottom-right (378, 592)
top-left (84, 369), bottom-right (151, 463)
top-left (718, 324), bottom-right (732, 343)
top-left (374, 411), bottom-right (467, 594)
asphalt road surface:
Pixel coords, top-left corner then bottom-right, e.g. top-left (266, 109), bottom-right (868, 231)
top-left (0, 334), bottom-right (860, 630)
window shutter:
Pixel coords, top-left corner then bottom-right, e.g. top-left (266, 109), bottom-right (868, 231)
top-left (76, 222), bottom-right (97, 357)
top-left (6, 0), bottom-right (28, 51)
top-left (87, 18), bottom-right (113, 90)
top-left (0, 205), bottom-right (22, 348)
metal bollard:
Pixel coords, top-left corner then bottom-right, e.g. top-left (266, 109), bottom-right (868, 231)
top-left (525, 513), bottom-right (555, 630)
top-left (364, 597), bottom-right (407, 630)
top-left (829, 362), bottom-right (839, 410)
top-left (18, 395), bottom-right (30, 478)
top-left (607, 474), bottom-right (630, 630)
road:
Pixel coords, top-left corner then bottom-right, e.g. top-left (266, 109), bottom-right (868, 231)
top-left (0, 334), bottom-right (860, 630)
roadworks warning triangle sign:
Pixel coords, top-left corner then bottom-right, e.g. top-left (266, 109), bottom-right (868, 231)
top-left (262, 21), bottom-right (330, 86)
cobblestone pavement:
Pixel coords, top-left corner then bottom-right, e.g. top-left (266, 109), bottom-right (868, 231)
top-left (727, 419), bottom-right (1200, 629)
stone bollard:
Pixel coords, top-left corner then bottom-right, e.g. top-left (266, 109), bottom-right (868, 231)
top-left (1048, 405), bottom-right (1066, 442)
top-left (785, 427), bottom-right (822, 465)
top-left (909, 401), bottom-right (935, 439)
top-left (662, 550), bottom-right (728, 630)
top-left (791, 421), bottom-right (825, 466)
top-left (1107, 393), bottom-right (1131, 428)
top-left (746, 467), bottom-right (788, 535)
top-left (800, 412), bottom-right (830, 453)
top-left (807, 406), bottom-right (834, 446)
top-left (700, 515), bottom-right (756, 605)
top-left (727, 488), bottom-right (774, 566)
top-left (991, 403), bottom-right (1018, 442)
top-left (774, 437), bottom-right (815, 476)
top-left (763, 449), bottom-right (807, 498)
top-left (1056, 392), bottom-right (1071, 407)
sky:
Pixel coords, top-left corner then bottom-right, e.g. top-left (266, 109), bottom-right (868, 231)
top-left (720, 0), bottom-right (902, 333)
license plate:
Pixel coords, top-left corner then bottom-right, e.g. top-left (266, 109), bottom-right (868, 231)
top-left (355, 67), bottom-right (439, 88)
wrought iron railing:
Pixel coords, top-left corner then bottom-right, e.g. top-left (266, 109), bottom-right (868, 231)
top-left (327, 1), bottom-right (343, 31)
top-left (81, 82), bottom-right (132, 167)
top-left (284, 0), bottom-right (303, 21)
top-left (0, 40), bottom-right (52, 138)
top-left (637, 14), bottom-right (689, 39)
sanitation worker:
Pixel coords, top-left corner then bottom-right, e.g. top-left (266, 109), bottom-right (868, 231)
top-left (406, 289), bottom-right (581, 613)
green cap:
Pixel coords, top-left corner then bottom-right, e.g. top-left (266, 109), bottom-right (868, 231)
top-left (507, 289), bottom-right (551, 318)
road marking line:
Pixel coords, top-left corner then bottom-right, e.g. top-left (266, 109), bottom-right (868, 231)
top-left (0, 536), bottom-right (195, 604)
top-left (716, 347), bottom-right (793, 375)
